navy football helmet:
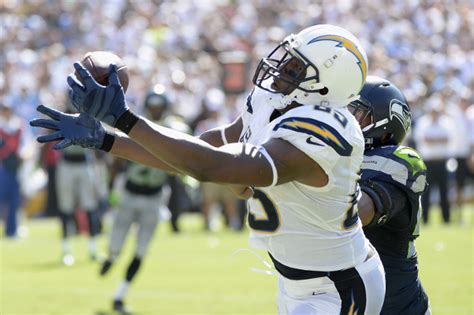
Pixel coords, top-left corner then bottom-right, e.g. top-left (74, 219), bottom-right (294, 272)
top-left (349, 76), bottom-right (411, 149)
top-left (144, 90), bottom-right (169, 121)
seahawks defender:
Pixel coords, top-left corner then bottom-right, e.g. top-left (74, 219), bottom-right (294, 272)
top-left (100, 95), bottom-right (170, 314)
top-left (350, 76), bottom-right (430, 314)
top-left (32, 24), bottom-right (385, 314)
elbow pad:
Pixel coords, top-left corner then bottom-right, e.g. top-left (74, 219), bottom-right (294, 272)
top-left (360, 180), bottom-right (393, 227)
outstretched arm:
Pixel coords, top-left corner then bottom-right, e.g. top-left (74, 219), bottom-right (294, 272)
top-left (64, 61), bottom-right (328, 187)
top-left (126, 118), bottom-right (273, 186)
top-left (109, 116), bottom-right (243, 172)
top-left (30, 103), bottom-right (327, 188)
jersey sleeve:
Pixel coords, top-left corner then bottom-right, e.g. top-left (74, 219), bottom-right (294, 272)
top-left (392, 146), bottom-right (427, 194)
top-left (362, 146), bottom-right (427, 194)
top-left (269, 106), bottom-right (355, 173)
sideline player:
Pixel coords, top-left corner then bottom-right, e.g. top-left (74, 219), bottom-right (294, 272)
top-left (350, 76), bottom-right (431, 314)
top-left (32, 25), bottom-right (385, 313)
top-left (55, 144), bottom-right (102, 265)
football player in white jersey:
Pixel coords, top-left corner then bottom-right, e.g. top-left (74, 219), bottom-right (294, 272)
top-left (32, 24), bottom-right (385, 314)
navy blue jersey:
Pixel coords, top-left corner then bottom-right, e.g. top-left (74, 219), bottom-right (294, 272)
top-left (361, 145), bottom-right (430, 314)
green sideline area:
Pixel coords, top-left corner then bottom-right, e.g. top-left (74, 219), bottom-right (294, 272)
top-left (1, 206), bottom-right (473, 314)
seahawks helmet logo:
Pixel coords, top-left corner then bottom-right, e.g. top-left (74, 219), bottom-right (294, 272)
top-left (390, 99), bottom-right (411, 132)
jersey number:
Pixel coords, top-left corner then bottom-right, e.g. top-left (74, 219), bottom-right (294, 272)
top-left (248, 189), bottom-right (280, 232)
top-left (314, 105), bottom-right (348, 128)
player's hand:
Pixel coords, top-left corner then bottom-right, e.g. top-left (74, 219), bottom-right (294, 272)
top-left (228, 185), bottom-right (254, 200)
top-left (67, 62), bottom-right (129, 127)
top-left (30, 105), bottom-right (107, 150)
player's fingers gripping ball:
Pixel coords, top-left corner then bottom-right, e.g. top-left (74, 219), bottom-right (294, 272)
top-left (67, 51), bottom-right (131, 128)
top-left (77, 51), bottom-right (129, 92)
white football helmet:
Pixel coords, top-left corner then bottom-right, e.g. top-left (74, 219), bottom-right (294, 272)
top-left (253, 24), bottom-right (368, 109)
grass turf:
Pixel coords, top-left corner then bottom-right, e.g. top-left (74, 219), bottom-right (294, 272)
top-left (1, 206), bottom-right (473, 314)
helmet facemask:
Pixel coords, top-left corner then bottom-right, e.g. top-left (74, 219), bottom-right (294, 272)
top-left (253, 39), bottom-right (324, 104)
top-left (348, 99), bottom-right (378, 148)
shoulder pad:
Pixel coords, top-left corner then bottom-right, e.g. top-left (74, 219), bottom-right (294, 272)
top-left (271, 106), bottom-right (354, 157)
top-left (269, 105), bottom-right (360, 174)
top-left (362, 145), bottom-right (427, 193)
top-left (393, 146), bottom-right (427, 177)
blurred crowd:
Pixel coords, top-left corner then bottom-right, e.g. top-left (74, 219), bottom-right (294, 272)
top-left (1, 0), bottom-right (473, 239)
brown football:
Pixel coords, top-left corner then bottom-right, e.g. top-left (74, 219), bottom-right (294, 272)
top-left (77, 51), bottom-right (129, 92)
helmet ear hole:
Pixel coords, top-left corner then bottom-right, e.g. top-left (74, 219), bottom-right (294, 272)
top-left (319, 87), bottom-right (329, 95)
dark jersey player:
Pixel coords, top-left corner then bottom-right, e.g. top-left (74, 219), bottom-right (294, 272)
top-left (350, 76), bottom-right (431, 315)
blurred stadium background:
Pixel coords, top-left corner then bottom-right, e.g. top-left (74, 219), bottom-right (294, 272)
top-left (0, 0), bottom-right (473, 314)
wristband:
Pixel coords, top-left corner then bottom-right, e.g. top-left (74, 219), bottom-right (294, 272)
top-left (115, 110), bottom-right (139, 134)
top-left (100, 132), bottom-right (116, 152)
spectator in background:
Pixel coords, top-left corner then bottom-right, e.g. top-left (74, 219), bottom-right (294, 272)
top-left (448, 97), bottom-right (473, 223)
top-left (0, 102), bottom-right (25, 238)
top-left (6, 86), bottom-right (40, 123)
top-left (2, 2), bottom-right (472, 131)
top-left (467, 103), bottom-right (474, 172)
top-left (414, 96), bottom-right (456, 224)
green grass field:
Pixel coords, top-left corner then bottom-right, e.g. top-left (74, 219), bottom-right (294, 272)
top-left (1, 206), bottom-right (473, 315)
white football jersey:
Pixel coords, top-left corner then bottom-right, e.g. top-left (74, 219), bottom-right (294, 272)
top-left (240, 87), bottom-right (369, 271)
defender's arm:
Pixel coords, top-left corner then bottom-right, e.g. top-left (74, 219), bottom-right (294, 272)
top-left (358, 180), bottom-right (408, 227)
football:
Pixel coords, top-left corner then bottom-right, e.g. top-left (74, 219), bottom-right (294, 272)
top-left (77, 51), bottom-right (129, 92)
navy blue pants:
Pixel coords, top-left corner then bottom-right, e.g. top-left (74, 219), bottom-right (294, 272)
top-left (0, 167), bottom-right (20, 237)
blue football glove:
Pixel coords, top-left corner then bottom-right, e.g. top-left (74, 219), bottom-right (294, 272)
top-left (30, 105), bottom-right (112, 150)
top-left (67, 62), bottom-right (137, 132)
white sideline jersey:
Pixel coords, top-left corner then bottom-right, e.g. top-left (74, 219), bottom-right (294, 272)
top-left (240, 87), bottom-right (369, 271)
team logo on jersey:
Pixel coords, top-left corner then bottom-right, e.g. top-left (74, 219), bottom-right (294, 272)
top-left (390, 99), bottom-right (411, 132)
top-left (307, 35), bottom-right (367, 83)
top-left (274, 117), bottom-right (353, 156)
